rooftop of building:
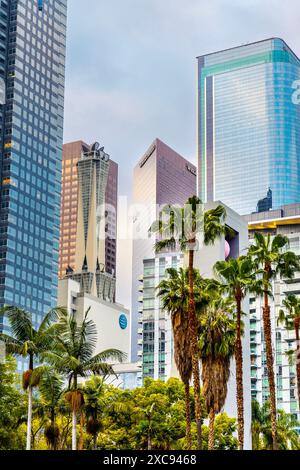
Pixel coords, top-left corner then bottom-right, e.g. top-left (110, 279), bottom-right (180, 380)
top-left (244, 203), bottom-right (300, 230)
top-left (135, 137), bottom-right (197, 171)
top-left (196, 37), bottom-right (300, 63)
top-left (62, 139), bottom-right (118, 166)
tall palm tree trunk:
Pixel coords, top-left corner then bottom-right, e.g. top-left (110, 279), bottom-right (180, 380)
top-left (184, 381), bottom-right (192, 450)
top-left (208, 408), bottom-right (215, 450)
top-left (72, 409), bottom-right (77, 451)
top-left (188, 246), bottom-right (202, 450)
top-left (295, 321), bottom-right (300, 413)
top-left (50, 408), bottom-right (57, 451)
top-left (93, 434), bottom-right (98, 451)
top-left (78, 413), bottom-right (84, 450)
top-left (26, 385), bottom-right (33, 450)
top-left (235, 295), bottom-right (244, 450)
top-left (263, 288), bottom-right (278, 450)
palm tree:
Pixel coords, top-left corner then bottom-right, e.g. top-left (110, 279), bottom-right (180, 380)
top-left (252, 400), bottom-right (300, 450)
top-left (214, 256), bottom-right (262, 450)
top-left (198, 297), bottom-right (236, 450)
top-left (0, 305), bottom-right (62, 450)
top-left (83, 376), bottom-right (106, 450)
top-left (251, 400), bottom-right (263, 450)
top-left (150, 196), bottom-right (226, 449)
top-left (157, 267), bottom-right (206, 449)
top-left (278, 293), bottom-right (300, 412)
top-left (248, 233), bottom-right (300, 450)
top-left (45, 308), bottom-right (126, 450)
top-left (38, 369), bottom-right (65, 450)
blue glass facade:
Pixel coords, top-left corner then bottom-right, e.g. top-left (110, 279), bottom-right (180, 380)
top-left (197, 38), bottom-right (300, 215)
top-left (0, 0), bottom-right (67, 332)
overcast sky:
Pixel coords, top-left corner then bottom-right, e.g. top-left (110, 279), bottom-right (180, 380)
top-left (63, 0), bottom-right (300, 308)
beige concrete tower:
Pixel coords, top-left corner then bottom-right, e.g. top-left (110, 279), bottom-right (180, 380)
top-left (67, 143), bottom-right (116, 301)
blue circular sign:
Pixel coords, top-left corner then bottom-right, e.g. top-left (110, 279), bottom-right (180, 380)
top-left (119, 314), bottom-right (128, 330)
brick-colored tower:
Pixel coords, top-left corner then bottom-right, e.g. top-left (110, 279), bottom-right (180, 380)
top-left (59, 141), bottom-right (118, 279)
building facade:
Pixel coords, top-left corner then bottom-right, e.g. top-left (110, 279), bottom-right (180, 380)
top-left (59, 141), bottom-right (89, 278)
top-left (0, 0), bottom-right (67, 332)
top-left (131, 138), bottom-right (197, 361)
top-left (58, 277), bottom-right (130, 364)
top-left (245, 204), bottom-right (300, 420)
top-left (106, 362), bottom-right (143, 390)
top-left (197, 38), bottom-right (300, 215)
top-left (64, 143), bottom-right (115, 302)
top-left (58, 140), bottom-right (131, 374)
top-left (139, 253), bottom-right (183, 380)
top-left (59, 141), bottom-right (118, 279)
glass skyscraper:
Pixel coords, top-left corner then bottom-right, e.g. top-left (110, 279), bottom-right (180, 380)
top-left (0, 0), bottom-right (67, 333)
top-left (197, 38), bottom-right (300, 215)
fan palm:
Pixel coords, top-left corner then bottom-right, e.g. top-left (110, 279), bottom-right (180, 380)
top-left (278, 293), bottom-right (300, 412)
top-left (0, 305), bottom-right (62, 450)
top-left (150, 196), bottom-right (226, 449)
top-left (214, 256), bottom-right (262, 449)
top-left (157, 267), bottom-right (207, 449)
top-left (44, 308), bottom-right (126, 450)
top-left (248, 233), bottom-right (300, 450)
top-left (198, 297), bottom-right (236, 450)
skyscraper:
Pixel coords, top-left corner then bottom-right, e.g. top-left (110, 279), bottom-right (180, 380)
top-left (197, 38), bottom-right (300, 215)
top-left (131, 138), bottom-right (197, 361)
top-left (59, 141), bottom-right (89, 278)
top-left (105, 159), bottom-right (118, 276)
top-left (64, 143), bottom-right (115, 302)
top-left (0, 0), bottom-right (67, 332)
top-left (59, 141), bottom-right (118, 279)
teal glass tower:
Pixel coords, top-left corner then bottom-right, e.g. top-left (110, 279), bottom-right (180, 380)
top-left (197, 38), bottom-right (300, 215)
top-left (0, 0), bottom-right (67, 333)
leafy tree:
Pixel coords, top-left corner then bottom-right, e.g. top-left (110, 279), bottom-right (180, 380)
top-left (201, 413), bottom-right (238, 450)
top-left (248, 233), bottom-right (300, 450)
top-left (198, 298), bottom-right (236, 449)
top-left (150, 196), bottom-right (226, 449)
top-left (0, 356), bottom-right (27, 450)
top-left (0, 306), bottom-right (62, 450)
top-left (214, 256), bottom-right (262, 449)
top-left (133, 378), bottom-right (187, 450)
top-left (252, 400), bottom-right (300, 450)
top-left (44, 308), bottom-right (125, 450)
top-left (278, 293), bottom-right (300, 412)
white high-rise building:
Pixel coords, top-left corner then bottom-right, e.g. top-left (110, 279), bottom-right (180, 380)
top-left (245, 203), bottom-right (300, 421)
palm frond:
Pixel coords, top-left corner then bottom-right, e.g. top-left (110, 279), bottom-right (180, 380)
top-left (87, 349), bottom-right (127, 366)
top-left (1, 306), bottom-right (33, 342)
top-left (154, 238), bottom-right (177, 254)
